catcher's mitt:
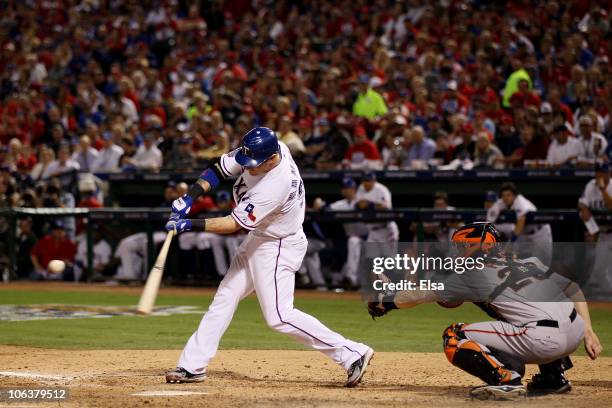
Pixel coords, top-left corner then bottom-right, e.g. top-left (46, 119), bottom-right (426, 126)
top-left (367, 300), bottom-right (398, 320)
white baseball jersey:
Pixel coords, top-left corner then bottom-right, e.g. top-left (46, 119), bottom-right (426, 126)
top-left (487, 194), bottom-right (553, 265)
top-left (356, 181), bottom-right (396, 232)
top-left (580, 178), bottom-right (612, 236)
top-left (218, 142), bottom-right (305, 239)
top-left (487, 194), bottom-right (535, 232)
top-left (579, 179), bottom-right (612, 209)
top-left (355, 181), bottom-right (399, 245)
top-left (356, 182), bottom-right (393, 210)
top-left (329, 198), bottom-right (369, 237)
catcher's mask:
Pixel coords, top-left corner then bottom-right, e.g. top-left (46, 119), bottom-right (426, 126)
top-left (451, 222), bottom-right (501, 258)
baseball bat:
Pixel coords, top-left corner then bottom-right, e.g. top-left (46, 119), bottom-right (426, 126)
top-left (137, 230), bottom-right (175, 315)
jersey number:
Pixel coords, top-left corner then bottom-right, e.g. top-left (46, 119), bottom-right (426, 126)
top-left (496, 262), bottom-right (542, 292)
top-left (234, 177), bottom-right (248, 203)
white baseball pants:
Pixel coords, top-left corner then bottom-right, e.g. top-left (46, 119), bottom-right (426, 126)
top-left (178, 230), bottom-right (370, 374)
top-left (343, 236), bottom-right (363, 286)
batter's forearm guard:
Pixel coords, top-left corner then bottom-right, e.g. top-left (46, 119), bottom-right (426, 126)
top-left (186, 183), bottom-right (204, 201)
top-left (185, 159), bottom-right (227, 201)
top-left (198, 158), bottom-right (227, 190)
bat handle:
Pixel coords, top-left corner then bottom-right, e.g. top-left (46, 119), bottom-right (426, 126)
top-left (164, 229), bottom-right (176, 244)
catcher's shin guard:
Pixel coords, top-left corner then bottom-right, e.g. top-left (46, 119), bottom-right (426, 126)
top-left (442, 323), bottom-right (514, 385)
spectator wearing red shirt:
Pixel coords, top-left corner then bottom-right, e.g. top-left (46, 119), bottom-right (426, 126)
top-left (343, 126), bottom-right (382, 169)
top-left (509, 79), bottom-right (542, 109)
top-left (507, 125), bottom-right (550, 167)
top-left (480, 90), bottom-right (503, 123)
top-left (30, 222), bottom-right (76, 280)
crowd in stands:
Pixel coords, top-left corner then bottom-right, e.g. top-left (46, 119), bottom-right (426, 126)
top-left (0, 1), bottom-right (609, 178)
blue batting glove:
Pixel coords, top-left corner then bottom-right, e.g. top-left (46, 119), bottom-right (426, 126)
top-left (165, 213), bottom-right (181, 231)
top-left (171, 195), bottom-right (193, 218)
top-left (167, 212), bottom-right (181, 223)
top-left (165, 218), bottom-right (192, 234)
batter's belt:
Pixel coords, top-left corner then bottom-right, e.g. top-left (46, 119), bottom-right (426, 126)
top-left (535, 308), bottom-right (577, 328)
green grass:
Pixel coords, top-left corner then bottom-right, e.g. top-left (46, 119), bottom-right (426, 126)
top-left (0, 290), bottom-right (610, 355)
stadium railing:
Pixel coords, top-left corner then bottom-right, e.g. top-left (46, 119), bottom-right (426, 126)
top-left (97, 169), bottom-right (596, 208)
top-left (98, 168), bottom-right (598, 182)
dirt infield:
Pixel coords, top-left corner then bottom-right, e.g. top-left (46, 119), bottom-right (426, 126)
top-left (0, 346), bottom-right (610, 408)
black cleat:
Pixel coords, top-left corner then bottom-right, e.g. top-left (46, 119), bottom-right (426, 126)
top-left (470, 383), bottom-right (527, 400)
top-left (527, 372), bottom-right (572, 396)
top-left (165, 367), bottom-right (206, 383)
top-left (345, 348), bottom-right (374, 387)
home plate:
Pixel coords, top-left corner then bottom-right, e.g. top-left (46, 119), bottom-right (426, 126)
top-left (132, 390), bottom-right (208, 397)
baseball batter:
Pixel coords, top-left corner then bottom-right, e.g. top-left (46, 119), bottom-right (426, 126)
top-left (164, 127), bottom-right (374, 386)
top-left (368, 223), bottom-right (602, 400)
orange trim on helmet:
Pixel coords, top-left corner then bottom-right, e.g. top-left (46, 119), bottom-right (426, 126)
top-left (451, 228), bottom-right (498, 244)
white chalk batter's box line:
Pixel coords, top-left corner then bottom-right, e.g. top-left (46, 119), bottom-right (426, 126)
top-left (0, 371), bottom-right (178, 379)
top-left (0, 372), bottom-right (70, 381)
top-left (0, 373), bottom-right (211, 399)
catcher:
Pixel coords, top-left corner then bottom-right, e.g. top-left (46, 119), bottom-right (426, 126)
top-left (368, 222), bottom-right (602, 400)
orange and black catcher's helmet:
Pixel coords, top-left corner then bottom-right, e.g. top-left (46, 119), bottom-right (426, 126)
top-left (451, 222), bottom-right (501, 255)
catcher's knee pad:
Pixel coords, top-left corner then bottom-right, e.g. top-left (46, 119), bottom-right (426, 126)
top-left (442, 323), bottom-right (466, 363)
top-left (443, 324), bottom-right (513, 385)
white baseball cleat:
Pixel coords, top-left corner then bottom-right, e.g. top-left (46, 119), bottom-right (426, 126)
top-left (345, 348), bottom-right (374, 387)
top-left (469, 383), bottom-right (527, 400)
top-left (165, 367), bottom-right (206, 383)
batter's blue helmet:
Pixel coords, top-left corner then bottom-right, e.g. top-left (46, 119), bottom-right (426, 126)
top-left (235, 127), bottom-right (280, 168)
